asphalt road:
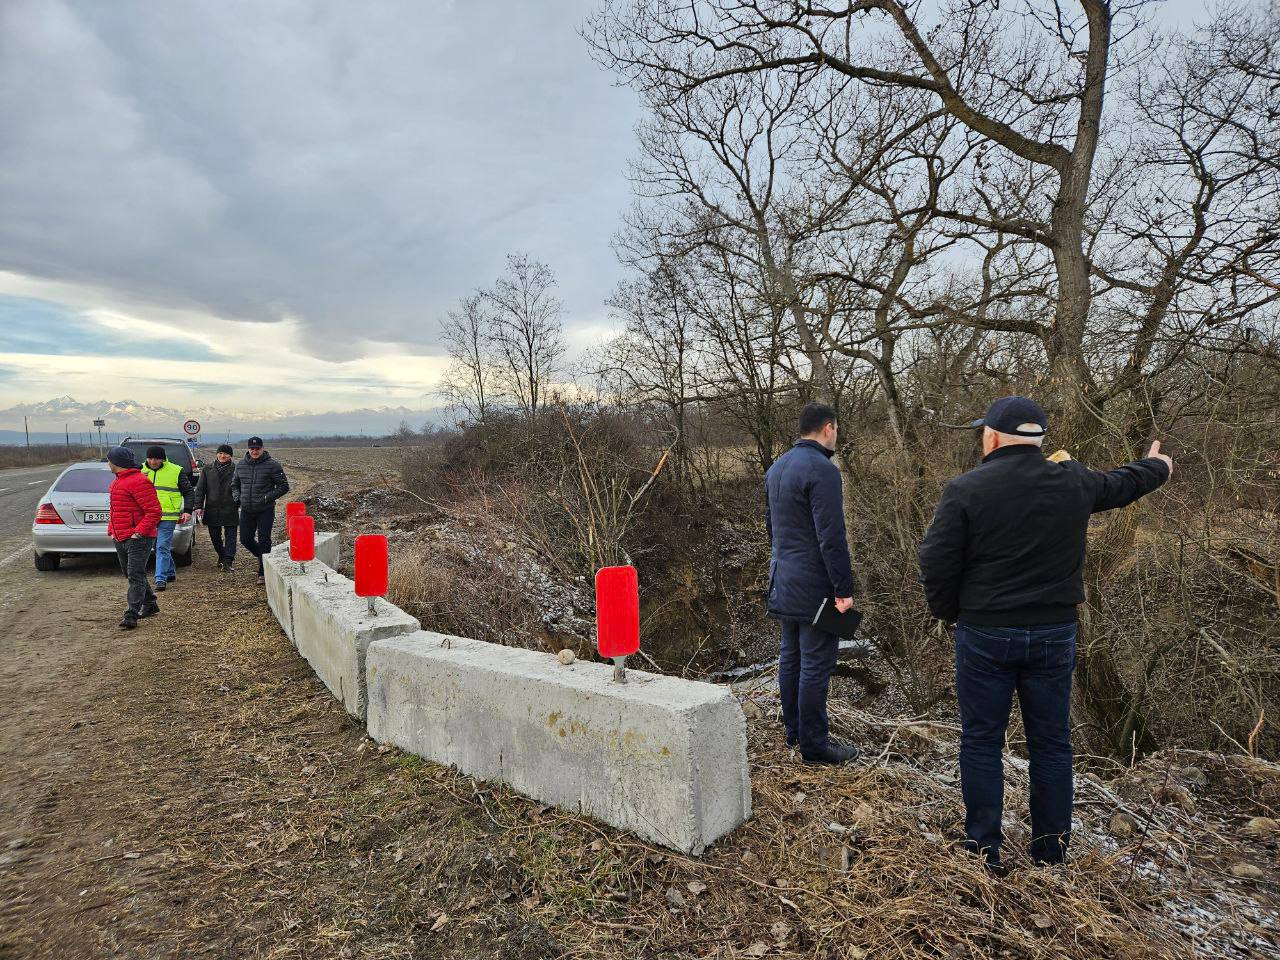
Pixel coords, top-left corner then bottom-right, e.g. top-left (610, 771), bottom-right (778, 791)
top-left (0, 463), bottom-right (73, 567)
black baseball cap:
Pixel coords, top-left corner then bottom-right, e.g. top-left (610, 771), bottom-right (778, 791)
top-left (969, 396), bottom-right (1048, 438)
top-left (247, 436), bottom-right (264, 448)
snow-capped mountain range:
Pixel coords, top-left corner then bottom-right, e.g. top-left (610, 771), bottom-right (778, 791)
top-left (0, 396), bottom-right (437, 443)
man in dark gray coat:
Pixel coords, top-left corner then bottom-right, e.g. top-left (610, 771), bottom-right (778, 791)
top-left (194, 443), bottom-right (240, 573)
top-left (232, 436), bottom-right (290, 583)
top-left (765, 403), bottom-right (859, 766)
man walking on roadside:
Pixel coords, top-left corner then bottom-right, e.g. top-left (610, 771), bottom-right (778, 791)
top-left (106, 446), bottom-right (162, 630)
top-left (194, 444), bottom-right (240, 573)
top-left (142, 445), bottom-right (192, 592)
top-left (765, 402), bottom-right (860, 767)
top-left (233, 436), bottom-right (289, 584)
top-left (919, 396), bottom-right (1172, 874)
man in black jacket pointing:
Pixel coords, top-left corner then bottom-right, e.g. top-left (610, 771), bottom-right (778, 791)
top-left (920, 396), bottom-right (1171, 872)
top-left (765, 403), bottom-right (859, 767)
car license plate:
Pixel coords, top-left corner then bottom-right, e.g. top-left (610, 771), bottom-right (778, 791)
top-left (83, 511), bottom-right (109, 523)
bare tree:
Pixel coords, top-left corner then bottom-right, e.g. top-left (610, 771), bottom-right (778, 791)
top-left (480, 253), bottom-right (567, 417)
top-left (439, 293), bottom-right (498, 425)
top-left (596, 265), bottom-right (707, 486)
top-left (587, 0), bottom-right (1280, 753)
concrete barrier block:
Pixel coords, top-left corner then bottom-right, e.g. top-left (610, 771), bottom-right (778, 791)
top-left (291, 570), bottom-right (418, 719)
top-left (366, 634), bottom-right (752, 854)
top-left (315, 531), bottom-right (340, 572)
top-left (265, 532), bottom-right (341, 645)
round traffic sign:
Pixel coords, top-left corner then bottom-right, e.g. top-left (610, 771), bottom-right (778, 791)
top-left (183, 419), bottom-right (201, 436)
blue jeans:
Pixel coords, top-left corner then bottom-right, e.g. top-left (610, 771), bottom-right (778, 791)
top-left (955, 621), bottom-right (1076, 866)
top-left (778, 620), bottom-right (839, 755)
top-left (153, 520), bottom-right (177, 585)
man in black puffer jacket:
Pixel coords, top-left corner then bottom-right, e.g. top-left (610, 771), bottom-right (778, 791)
top-left (194, 444), bottom-right (240, 572)
top-left (920, 396), bottom-right (1171, 874)
top-left (765, 403), bottom-right (859, 767)
top-left (232, 436), bottom-right (290, 583)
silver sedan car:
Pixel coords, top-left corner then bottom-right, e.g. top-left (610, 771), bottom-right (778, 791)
top-left (32, 461), bottom-right (196, 571)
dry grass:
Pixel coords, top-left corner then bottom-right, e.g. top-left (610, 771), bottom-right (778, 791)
top-left (7, 455), bottom-right (1277, 959)
top-left (0, 444), bottom-right (94, 469)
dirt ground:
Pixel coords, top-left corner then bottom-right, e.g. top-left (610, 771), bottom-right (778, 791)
top-left (2, 448), bottom-right (1278, 960)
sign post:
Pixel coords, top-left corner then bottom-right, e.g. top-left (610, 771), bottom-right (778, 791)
top-left (183, 418), bottom-right (201, 448)
top-left (595, 565), bottom-right (640, 683)
top-left (92, 418), bottom-right (106, 456)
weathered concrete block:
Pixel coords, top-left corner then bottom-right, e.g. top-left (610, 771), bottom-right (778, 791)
top-left (265, 532), bottom-right (340, 645)
top-left (290, 570), bottom-right (418, 719)
top-left (314, 531), bottom-right (340, 572)
top-left (366, 633), bottom-right (752, 854)
top-left (268, 531), bottom-right (339, 571)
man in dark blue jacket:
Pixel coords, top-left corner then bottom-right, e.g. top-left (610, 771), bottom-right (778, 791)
top-left (765, 403), bottom-right (859, 766)
top-left (920, 396), bottom-right (1172, 873)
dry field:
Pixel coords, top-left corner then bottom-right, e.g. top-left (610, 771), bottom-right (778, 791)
top-left (1, 447), bottom-right (1277, 959)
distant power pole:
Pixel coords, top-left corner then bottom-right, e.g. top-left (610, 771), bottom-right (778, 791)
top-left (24, 416), bottom-right (30, 449)
top-left (65, 423), bottom-right (70, 449)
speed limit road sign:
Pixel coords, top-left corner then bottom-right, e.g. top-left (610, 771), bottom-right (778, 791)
top-left (183, 419), bottom-right (201, 437)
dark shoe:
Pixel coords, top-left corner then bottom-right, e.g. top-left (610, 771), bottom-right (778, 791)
top-left (961, 840), bottom-right (1009, 877)
top-left (139, 601), bottom-right (160, 619)
top-left (154, 581), bottom-right (167, 592)
top-left (119, 613), bottom-right (138, 630)
top-left (216, 559), bottom-right (225, 572)
top-left (224, 563), bottom-right (235, 575)
top-left (786, 734), bottom-right (798, 748)
top-left (801, 741), bottom-right (859, 766)
top-left (256, 574), bottom-right (265, 585)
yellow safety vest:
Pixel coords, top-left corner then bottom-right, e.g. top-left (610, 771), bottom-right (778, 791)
top-left (143, 461), bottom-right (184, 521)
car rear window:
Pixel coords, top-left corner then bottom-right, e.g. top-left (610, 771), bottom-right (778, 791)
top-left (124, 442), bottom-right (196, 471)
top-left (54, 469), bottom-right (114, 493)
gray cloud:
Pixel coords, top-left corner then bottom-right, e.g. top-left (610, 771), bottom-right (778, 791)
top-left (0, 0), bottom-right (637, 352)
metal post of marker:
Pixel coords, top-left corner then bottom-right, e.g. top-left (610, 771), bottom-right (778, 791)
top-left (612, 655), bottom-right (627, 684)
top-left (367, 596), bottom-right (378, 617)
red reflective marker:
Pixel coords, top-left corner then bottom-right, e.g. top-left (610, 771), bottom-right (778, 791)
top-left (289, 514), bottom-right (315, 566)
top-left (354, 534), bottom-right (389, 616)
top-left (595, 565), bottom-right (639, 682)
top-left (285, 501), bottom-right (307, 536)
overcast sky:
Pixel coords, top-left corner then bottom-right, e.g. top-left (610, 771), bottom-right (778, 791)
top-left (0, 0), bottom-right (1217, 422)
top-left (0, 0), bottom-right (639, 417)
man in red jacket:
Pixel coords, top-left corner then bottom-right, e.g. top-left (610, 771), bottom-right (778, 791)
top-left (107, 446), bottom-right (163, 630)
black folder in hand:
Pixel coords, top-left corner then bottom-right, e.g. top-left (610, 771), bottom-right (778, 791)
top-left (812, 597), bottom-right (863, 641)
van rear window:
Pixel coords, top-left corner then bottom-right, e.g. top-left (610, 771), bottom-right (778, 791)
top-left (54, 469), bottom-right (114, 493)
top-left (124, 442), bottom-right (195, 471)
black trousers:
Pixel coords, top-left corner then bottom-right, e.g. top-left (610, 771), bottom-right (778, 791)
top-left (207, 523), bottom-right (237, 563)
top-left (778, 620), bottom-right (839, 754)
top-left (114, 536), bottom-right (156, 615)
top-left (239, 505), bottom-right (275, 574)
